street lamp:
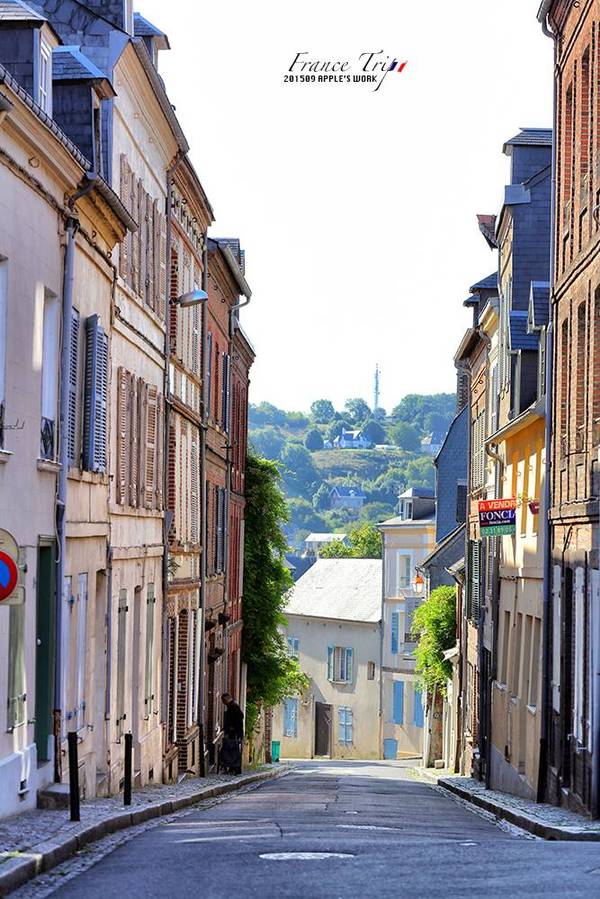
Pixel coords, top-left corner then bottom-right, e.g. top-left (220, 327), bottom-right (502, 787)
top-left (170, 288), bottom-right (209, 308)
top-left (413, 572), bottom-right (424, 595)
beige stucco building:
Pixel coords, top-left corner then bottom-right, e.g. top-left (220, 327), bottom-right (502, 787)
top-left (380, 490), bottom-right (436, 760)
top-left (272, 559), bottom-right (382, 760)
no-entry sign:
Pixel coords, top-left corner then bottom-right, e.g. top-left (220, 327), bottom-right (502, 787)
top-left (0, 550), bottom-right (18, 602)
top-left (478, 499), bottom-right (517, 537)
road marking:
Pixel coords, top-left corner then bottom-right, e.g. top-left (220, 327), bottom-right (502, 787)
top-left (336, 824), bottom-right (401, 831)
top-left (260, 852), bottom-right (355, 861)
top-left (177, 833), bottom-right (276, 844)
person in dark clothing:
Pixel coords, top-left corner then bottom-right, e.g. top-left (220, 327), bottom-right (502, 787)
top-left (221, 694), bottom-right (244, 774)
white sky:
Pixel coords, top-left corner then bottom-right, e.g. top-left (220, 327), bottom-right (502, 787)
top-left (141, 0), bottom-right (553, 413)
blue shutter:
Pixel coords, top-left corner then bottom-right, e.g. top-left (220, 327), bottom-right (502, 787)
top-left (413, 687), bottom-right (424, 728)
top-left (393, 680), bottom-right (404, 724)
top-left (205, 332), bottom-right (212, 415)
top-left (345, 648), bottom-right (353, 683)
top-left (327, 645), bottom-right (334, 681)
top-left (83, 315), bottom-right (108, 472)
top-left (284, 698), bottom-right (297, 737)
top-left (67, 308), bottom-right (79, 465)
top-left (391, 612), bottom-right (399, 655)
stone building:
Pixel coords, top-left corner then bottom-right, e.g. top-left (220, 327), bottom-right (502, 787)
top-left (537, 0), bottom-right (600, 817)
top-left (0, 4), bottom-right (131, 811)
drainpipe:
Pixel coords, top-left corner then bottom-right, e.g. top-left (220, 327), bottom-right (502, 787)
top-left (537, 3), bottom-right (557, 805)
top-left (54, 173), bottom-right (97, 781)
top-left (197, 240), bottom-right (209, 777)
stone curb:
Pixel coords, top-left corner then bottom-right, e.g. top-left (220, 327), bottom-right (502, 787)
top-left (0, 766), bottom-right (289, 896)
top-left (435, 776), bottom-right (600, 842)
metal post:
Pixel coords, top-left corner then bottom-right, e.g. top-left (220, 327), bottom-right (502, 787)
top-left (124, 732), bottom-right (133, 806)
top-left (67, 731), bottom-right (80, 822)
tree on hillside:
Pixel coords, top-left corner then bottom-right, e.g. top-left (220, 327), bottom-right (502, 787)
top-left (327, 419), bottom-right (353, 442)
top-left (361, 419), bottom-right (386, 446)
top-left (391, 394), bottom-right (455, 434)
top-left (405, 457), bottom-right (435, 489)
top-left (242, 455), bottom-right (309, 734)
top-left (344, 397), bottom-right (371, 425)
top-left (249, 401), bottom-right (287, 428)
top-left (320, 523), bottom-right (382, 559)
top-left (373, 407), bottom-right (387, 421)
top-left (280, 443), bottom-right (321, 497)
top-left (424, 410), bottom-right (449, 435)
top-left (311, 399), bottom-right (336, 423)
top-left (312, 483), bottom-right (331, 512)
top-left (285, 498), bottom-right (328, 542)
top-left (286, 411), bottom-right (310, 430)
top-left (250, 426), bottom-right (285, 460)
top-left (391, 421), bottom-right (421, 452)
top-left (305, 428), bottom-right (324, 451)
top-left (359, 502), bottom-right (394, 523)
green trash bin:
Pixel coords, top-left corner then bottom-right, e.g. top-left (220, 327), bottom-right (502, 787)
top-left (271, 740), bottom-right (281, 763)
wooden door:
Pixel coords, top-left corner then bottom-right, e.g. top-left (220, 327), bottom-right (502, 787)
top-left (314, 702), bottom-right (331, 756)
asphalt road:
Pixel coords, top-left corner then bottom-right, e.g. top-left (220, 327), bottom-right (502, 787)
top-left (29, 760), bottom-right (600, 898)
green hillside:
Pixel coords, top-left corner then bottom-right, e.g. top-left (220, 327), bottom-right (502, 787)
top-left (248, 394), bottom-right (455, 549)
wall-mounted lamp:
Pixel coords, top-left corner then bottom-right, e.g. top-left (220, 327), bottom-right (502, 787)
top-left (170, 289), bottom-right (208, 308)
top-left (413, 572), bottom-right (424, 595)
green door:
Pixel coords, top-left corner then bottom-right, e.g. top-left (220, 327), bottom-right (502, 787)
top-left (35, 542), bottom-right (56, 762)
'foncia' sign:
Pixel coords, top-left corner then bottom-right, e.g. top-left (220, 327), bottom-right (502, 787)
top-left (478, 499), bottom-right (517, 537)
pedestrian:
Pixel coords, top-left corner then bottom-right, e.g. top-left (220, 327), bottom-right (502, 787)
top-left (221, 693), bottom-right (244, 775)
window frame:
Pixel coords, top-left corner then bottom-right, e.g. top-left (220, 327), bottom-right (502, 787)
top-left (327, 645), bottom-right (354, 684)
top-left (38, 38), bottom-right (52, 115)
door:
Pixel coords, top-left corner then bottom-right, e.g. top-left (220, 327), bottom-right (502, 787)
top-left (35, 542), bottom-right (56, 763)
top-left (314, 702), bottom-right (331, 756)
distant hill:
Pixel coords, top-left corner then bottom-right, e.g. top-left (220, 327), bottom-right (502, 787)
top-left (248, 394), bottom-right (455, 549)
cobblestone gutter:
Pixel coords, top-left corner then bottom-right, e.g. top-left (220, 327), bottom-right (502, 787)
top-left (0, 766), bottom-right (291, 896)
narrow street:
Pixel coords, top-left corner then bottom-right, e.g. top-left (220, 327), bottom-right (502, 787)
top-left (16, 761), bottom-right (600, 898)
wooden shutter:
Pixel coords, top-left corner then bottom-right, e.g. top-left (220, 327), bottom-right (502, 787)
top-left (119, 155), bottom-right (131, 282)
top-left (145, 383), bottom-right (158, 509)
top-left (131, 174), bottom-right (139, 294)
top-left (221, 353), bottom-right (231, 431)
top-left (155, 392), bottom-right (164, 511)
top-left (413, 687), bottom-right (424, 728)
top-left (126, 374), bottom-right (138, 507)
top-left (205, 332), bottom-right (213, 416)
top-left (327, 645), bottom-right (334, 681)
top-left (393, 680), bottom-right (404, 725)
top-left (116, 588), bottom-right (128, 732)
top-left (152, 199), bottom-right (161, 317)
top-left (67, 308), bottom-right (79, 465)
top-left (75, 573), bottom-right (88, 731)
top-left (191, 432), bottom-right (199, 544)
top-left (391, 611), bottom-right (399, 655)
top-left (116, 367), bottom-right (129, 505)
top-left (146, 193), bottom-right (155, 310)
top-left (345, 647), bottom-right (354, 683)
top-left (468, 540), bottom-right (482, 621)
top-left (83, 315), bottom-right (108, 472)
top-left (144, 584), bottom-right (156, 715)
top-left (138, 182), bottom-right (147, 305)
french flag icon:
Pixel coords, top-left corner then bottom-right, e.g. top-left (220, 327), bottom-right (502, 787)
top-left (388, 60), bottom-right (407, 73)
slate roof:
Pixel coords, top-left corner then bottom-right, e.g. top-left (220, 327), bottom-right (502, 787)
top-left (304, 533), bottom-right (348, 544)
top-left (529, 281), bottom-right (550, 330)
top-left (284, 559), bottom-right (382, 623)
top-left (503, 128), bottom-right (552, 150)
top-left (52, 46), bottom-right (108, 82)
top-left (134, 12), bottom-right (164, 37)
top-left (330, 486), bottom-right (365, 498)
top-left (509, 310), bottom-right (539, 351)
top-left (0, 0), bottom-right (44, 21)
top-left (399, 487), bottom-right (435, 499)
top-left (470, 273), bottom-right (497, 292)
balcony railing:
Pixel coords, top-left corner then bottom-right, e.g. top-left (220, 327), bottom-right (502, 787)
top-left (40, 417), bottom-right (55, 460)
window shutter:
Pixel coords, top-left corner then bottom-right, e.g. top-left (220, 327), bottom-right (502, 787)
top-left (144, 383), bottom-right (158, 509)
top-left (129, 172), bottom-right (138, 294)
top-left (144, 584), bottom-right (155, 715)
top-left (61, 577), bottom-right (73, 734)
top-left (116, 367), bottom-right (128, 505)
top-left (345, 648), bottom-right (353, 683)
top-left (205, 332), bottom-right (213, 417)
top-left (155, 392), bottom-right (164, 511)
top-left (146, 192), bottom-right (155, 310)
top-left (83, 315), bottom-right (108, 472)
top-left (221, 353), bottom-right (231, 431)
top-left (138, 182), bottom-right (147, 304)
top-left (393, 680), bottom-right (404, 724)
top-left (327, 645), bottom-right (334, 681)
top-left (75, 573), bottom-right (88, 731)
top-left (67, 308), bottom-right (79, 466)
top-left (413, 687), bottom-right (424, 728)
top-left (116, 588), bottom-right (128, 733)
top-left (469, 541), bottom-right (482, 622)
top-left (125, 374), bottom-right (138, 507)
top-left (155, 200), bottom-right (167, 320)
top-left (7, 602), bottom-right (26, 731)
top-left (119, 155), bottom-right (131, 282)
top-left (391, 611), bottom-right (399, 655)
top-left (191, 433), bottom-right (199, 544)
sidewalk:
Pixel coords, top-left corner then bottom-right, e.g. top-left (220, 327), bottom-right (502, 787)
top-left (0, 765), bottom-right (290, 895)
top-left (414, 767), bottom-right (600, 841)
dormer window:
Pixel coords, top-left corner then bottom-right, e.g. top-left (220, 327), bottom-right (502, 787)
top-left (399, 499), bottom-right (413, 521)
top-left (39, 39), bottom-right (52, 114)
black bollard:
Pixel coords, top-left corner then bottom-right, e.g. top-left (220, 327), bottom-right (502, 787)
top-left (124, 732), bottom-right (133, 806)
top-left (67, 731), bottom-right (80, 822)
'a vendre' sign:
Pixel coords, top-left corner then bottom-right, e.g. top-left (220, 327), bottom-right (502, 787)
top-left (478, 499), bottom-right (517, 536)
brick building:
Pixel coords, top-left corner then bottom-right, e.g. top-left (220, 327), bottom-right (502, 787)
top-left (538, 1), bottom-right (600, 817)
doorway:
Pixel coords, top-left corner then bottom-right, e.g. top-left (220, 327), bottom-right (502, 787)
top-left (35, 541), bottom-right (55, 763)
top-left (314, 702), bottom-right (331, 757)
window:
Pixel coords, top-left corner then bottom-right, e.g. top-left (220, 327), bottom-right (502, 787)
top-left (205, 332), bottom-right (213, 415)
top-left (75, 573), bottom-right (88, 731)
top-left (367, 661), bottom-right (376, 680)
top-left (116, 368), bottom-right (164, 510)
top-left (392, 680), bottom-right (404, 724)
top-left (471, 410), bottom-right (485, 490)
top-left (399, 499), bottom-right (413, 521)
top-left (67, 308), bottom-right (80, 466)
top-left (221, 352), bottom-right (230, 431)
top-left (38, 39), bottom-right (52, 114)
top-left (116, 588), bottom-right (128, 736)
top-left (500, 610), bottom-right (511, 686)
top-left (396, 554), bottom-right (411, 590)
top-left (338, 706), bottom-right (353, 744)
top-left (287, 636), bottom-right (299, 659)
top-left (391, 611), bottom-right (399, 655)
top-left (7, 600), bottom-right (26, 731)
top-left (0, 256), bottom-right (7, 449)
top-left (489, 364), bottom-right (499, 433)
top-left (83, 315), bottom-right (108, 472)
top-left (576, 303), bottom-right (587, 443)
top-left (327, 646), bottom-right (353, 684)
top-left (144, 584), bottom-right (156, 716)
top-left (214, 485), bottom-right (226, 573)
top-left (413, 687), bottom-right (424, 728)
top-left (467, 541), bottom-right (481, 622)
top-left (283, 698), bottom-right (298, 737)
top-left (529, 617), bottom-right (541, 709)
top-left (40, 290), bottom-right (58, 460)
